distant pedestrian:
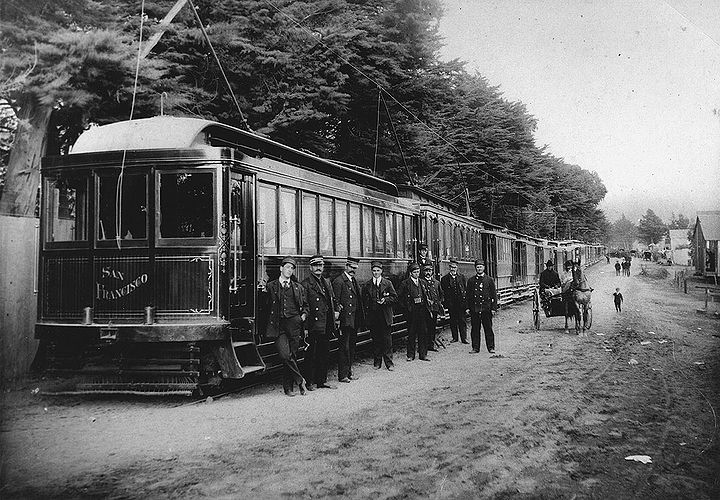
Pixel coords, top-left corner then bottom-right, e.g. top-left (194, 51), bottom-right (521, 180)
top-left (613, 287), bottom-right (623, 312)
top-left (621, 260), bottom-right (629, 276)
top-left (614, 260), bottom-right (621, 276)
top-left (625, 259), bottom-right (631, 276)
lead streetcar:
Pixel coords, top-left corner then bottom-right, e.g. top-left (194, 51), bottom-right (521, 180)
top-left (36, 116), bottom-right (604, 395)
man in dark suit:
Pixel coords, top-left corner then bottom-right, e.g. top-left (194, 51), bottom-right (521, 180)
top-left (423, 263), bottom-right (444, 351)
top-left (418, 243), bottom-right (433, 269)
top-left (362, 261), bottom-right (398, 371)
top-left (301, 255), bottom-right (339, 390)
top-left (398, 262), bottom-right (432, 362)
top-left (332, 256), bottom-right (365, 383)
top-left (466, 259), bottom-right (498, 354)
top-left (260, 256), bottom-right (309, 396)
top-left (539, 260), bottom-right (562, 297)
top-left (440, 258), bottom-right (468, 343)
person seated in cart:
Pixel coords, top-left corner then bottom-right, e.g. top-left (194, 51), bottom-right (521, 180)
top-left (539, 260), bottom-right (562, 299)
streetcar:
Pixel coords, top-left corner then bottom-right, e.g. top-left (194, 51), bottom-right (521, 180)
top-left (36, 116), bottom-right (604, 395)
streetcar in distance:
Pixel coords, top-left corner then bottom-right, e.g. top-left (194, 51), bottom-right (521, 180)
top-left (36, 116), bottom-right (604, 395)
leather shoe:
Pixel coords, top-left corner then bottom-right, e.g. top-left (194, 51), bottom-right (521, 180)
top-left (450, 339), bottom-right (458, 343)
top-left (386, 366), bottom-right (394, 371)
top-left (469, 350), bottom-right (479, 354)
top-left (317, 383), bottom-right (337, 389)
top-left (419, 357), bottom-right (431, 362)
top-left (489, 349), bottom-right (496, 354)
top-left (461, 340), bottom-right (469, 344)
top-left (374, 365), bottom-right (382, 370)
top-left (284, 389), bottom-right (295, 397)
top-left (406, 357), bottom-right (414, 362)
top-left (339, 377), bottom-right (351, 383)
top-left (306, 384), bottom-right (317, 391)
top-left (428, 347), bottom-right (438, 352)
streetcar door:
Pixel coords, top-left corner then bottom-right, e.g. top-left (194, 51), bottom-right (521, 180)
top-left (228, 171), bottom-right (255, 322)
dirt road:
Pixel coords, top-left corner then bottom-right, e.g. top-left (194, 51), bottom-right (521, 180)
top-left (2, 261), bottom-right (719, 499)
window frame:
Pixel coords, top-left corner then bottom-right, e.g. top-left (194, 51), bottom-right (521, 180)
top-left (43, 171), bottom-right (90, 249)
top-left (95, 171), bottom-right (149, 248)
top-left (155, 168), bottom-right (218, 248)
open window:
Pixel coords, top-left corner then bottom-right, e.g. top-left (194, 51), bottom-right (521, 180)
top-left (97, 173), bottom-right (148, 245)
top-left (158, 170), bottom-right (215, 245)
top-left (44, 173), bottom-right (88, 246)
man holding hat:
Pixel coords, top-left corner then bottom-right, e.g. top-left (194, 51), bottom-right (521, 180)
top-left (398, 262), bottom-right (432, 361)
top-left (362, 261), bottom-right (398, 371)
top-left (539, 259), bottom-right (562, 298)
top-left (440, 258), bottom-right (468, 343)
top-left (333, 256), bottom-right (365, 382)
top-left (260, 256), bottom-right (309, 396)
top-left (466, 260), bottom-right (498, 354)
top-left (301, 255), bottom-right (340, 390)
top-left (423, 262), bottom-right (444, 351)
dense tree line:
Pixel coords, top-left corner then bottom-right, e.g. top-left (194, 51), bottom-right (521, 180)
top-left (1, 0), bottom-right (609, 240)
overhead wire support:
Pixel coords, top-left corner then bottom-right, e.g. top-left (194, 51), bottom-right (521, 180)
top-left (187, 0), bottom-right (251, 132)
top-left (380, 91), bottom-right (413, 186)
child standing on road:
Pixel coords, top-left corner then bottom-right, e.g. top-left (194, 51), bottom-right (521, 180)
top-left (613, 287), bottom-right (623, 312)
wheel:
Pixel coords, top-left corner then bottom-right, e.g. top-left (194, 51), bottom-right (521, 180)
top-left (533, 289), bottom-right (541, 330)
top-left (586, 303), bottom-right (593, 329)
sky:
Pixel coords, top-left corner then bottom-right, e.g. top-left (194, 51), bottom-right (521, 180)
top-left (437, 0), bottom-right (720, 224)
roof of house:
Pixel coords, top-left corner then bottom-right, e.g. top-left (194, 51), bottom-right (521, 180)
top-left (696, 211), bottom-right (720, 241)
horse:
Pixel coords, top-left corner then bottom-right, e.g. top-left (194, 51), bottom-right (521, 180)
top-left (563, 263), bottom-right (592, 335)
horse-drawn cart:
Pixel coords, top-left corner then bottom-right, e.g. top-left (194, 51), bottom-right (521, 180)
top-left (532, 287), bottom-right (592, 332)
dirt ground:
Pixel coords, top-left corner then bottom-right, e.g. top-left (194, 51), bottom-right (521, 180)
top-left (1, 261), bottom-right (719, 499)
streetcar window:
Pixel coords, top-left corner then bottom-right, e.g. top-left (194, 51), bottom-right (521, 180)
top-left (374, 209), bottom-right (384, 255)
top-left (349, 203), bottom-right (361, 257)
top-left (362, 206), bottom-right (373, 256)
top-left (45, 174), bottom-right (87, 242)
top-left (258, 183), bottom-right (277, 253)
top-left (159, 172), bottom-right (214, 238)
top-left (335, 201), bottom-right (348, 256)
top-left (301, 193), bottom-right (317, 255)
top-left (386, 212), bottom-right (394, 257)
top-left (319, 196), bottom-right (333, 255)
top-left (98, 174), bottom-right (147, 241)
top-left (404, 216), bottom-right (412, 257)
top-left (279, 188), bottom-right (297, 254)
top-left (396, 214), bottom-right (404, 258)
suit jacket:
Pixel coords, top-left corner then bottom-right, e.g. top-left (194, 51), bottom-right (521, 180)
top-left (440, 272), bottom-right (467, 310)
top-left (362, 277), bottom-right (397, 326)
top-left (332, 272), bottom-right (365, 330)
top-left (424, 277), bottom-right (444, 315)
top-left (539, 269), bottom-right (561, 290)
top-left (301, 274), bottom-right (337, 334)
top-left (261, 279), bottom-right (309, 338)
top-left (398, 277), bottom-right (432, 315)
top-left (466, 273), bottom-right (497, 313)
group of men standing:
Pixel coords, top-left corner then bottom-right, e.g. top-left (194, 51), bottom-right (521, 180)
top-left (260, 255), bottom-right (397, 397)
top-left (260, 250), bottom-right (499, 397)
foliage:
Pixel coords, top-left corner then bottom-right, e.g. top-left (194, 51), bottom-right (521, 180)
top-left (668, 212), bottom-right (690, 230)
top-left (638, 209), bottom-right (667, 245)
top-left (1, 0), bottom-right (609, 239)
top-left (609, 214), bottom-right (637, 250)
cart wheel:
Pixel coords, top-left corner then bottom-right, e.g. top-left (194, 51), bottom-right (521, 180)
top-left (533, 308), bottom-right (540, 330)
top-left (533, 289), bottom-right (541, 330)
top-left (586, 303), bottom-right (593, 329)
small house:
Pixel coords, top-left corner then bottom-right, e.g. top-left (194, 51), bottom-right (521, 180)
top-left (692, 211), bottom-right (720, 280)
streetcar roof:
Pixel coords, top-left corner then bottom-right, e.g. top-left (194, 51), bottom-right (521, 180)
top-left (69, 116), bottom-right (398, 195)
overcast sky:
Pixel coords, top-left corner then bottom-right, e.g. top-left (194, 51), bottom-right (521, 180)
top-left (437, 0), bottom-right (720, 224)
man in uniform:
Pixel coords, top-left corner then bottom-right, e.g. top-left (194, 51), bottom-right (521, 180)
top-left (423, 263), bottom-right (444, 351)
top-left (440, 258), bottom-right (468, 343)
top-left (260, 256), bottom-right (309, 396)
top-left (466, 259), bottom-right (498, 354)
top-left (418, 243), bottom-right (433, 269)
top-left (301, 255), bottom-right (339, 390)
top-left (362, 261), bottom-right (398, 371)
top-left (398, 262), bottom-right (432, 361)
top-left (539, 260), bottom-right (562, 298)
top-left (332, 256), bottom-right (365, 383)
